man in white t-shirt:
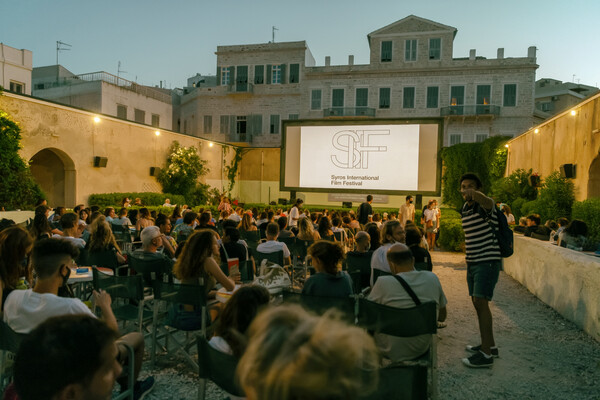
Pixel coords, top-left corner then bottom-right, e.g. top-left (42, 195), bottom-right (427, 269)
top-left (370, 220), bottom-right (405, 285)
top-left (398, 195), bottom-right (415, 227)
top-left (288, 199), bottom-right (304, 232)
top-left (3, 238), bottom-right (155, 398)
top-left (256, 223), bottom-right (291, 265)
top-left (368, 243), bottom-right (447, 362)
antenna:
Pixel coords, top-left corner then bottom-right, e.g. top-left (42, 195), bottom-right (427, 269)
top-left (272, 26), bottom-right (278, 43)
top-left (117, 61), bottom-right (127, 85)
top-left (56, 41), bottom-right (71, 66)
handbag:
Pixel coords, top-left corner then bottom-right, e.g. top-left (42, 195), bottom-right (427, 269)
top-left (252, 259), bottom-right (291, 294)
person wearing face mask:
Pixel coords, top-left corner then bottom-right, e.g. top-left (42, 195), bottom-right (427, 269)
top-left (3, 238), bottom-right (155, 398)
top-left (398, 195), bottom-right (415, 228)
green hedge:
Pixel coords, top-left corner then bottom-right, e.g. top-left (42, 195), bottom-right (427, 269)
top-left (438, 218), bottom-right (465, 252)
top-left (88, 192), bottom-right (187, 208)
top-left (572, 198), bottom-right (600, 248)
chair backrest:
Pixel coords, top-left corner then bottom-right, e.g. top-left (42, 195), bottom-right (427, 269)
top-left (413, 261), bottom-right (430, 272)
top-left (531, 232), bottom-right (550, 241)
top-left (277, 237), bottom-right (296, 257)
top-left (152, 280), bottom-right (207, 308)
top-left (241, 230), bottom-right (260, 253)
top-left (372, 268), bottom-right (391, 285)
top-left (294, 239), bottom-right (313, 261)
top-left (92, 267), bottom-right (144, 302)
top-left (255, 250), bottom-right (284, 268)
top-left (75, 247), bottom-right (89, 266)
top-left (322, 234), bottom-right (335, 242)
top-left (333, 231), bottom-right (344, 242)
top-left (346, 252), bottom-right (373, 293)
top-left (0, 320), bottom-right (25, 354)
top-left (282, 290), bottom-right (356, 323)
top-left (357, 299), bottom-right (437, 337)
top-left (87, 248), bottom-right (119, 271)
top-left (197, 337), bottom-right (244, 396)
top-left (128, 255), bottom-right (172, 287)
top-left (111, 223), bottom-right (132, 243)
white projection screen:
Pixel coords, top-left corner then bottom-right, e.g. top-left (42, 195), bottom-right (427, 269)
top-left (281, 119), bottom-right (442, 195)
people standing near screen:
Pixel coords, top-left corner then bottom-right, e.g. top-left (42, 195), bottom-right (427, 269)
top-left (398, 195), bottom-right (415, 227)
top-left (357, 195), bottom-right (373, 226)
top-left (289, 199), bottom-right (304, 234)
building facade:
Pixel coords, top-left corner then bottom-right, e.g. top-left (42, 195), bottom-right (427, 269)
top-left (179, 15), bottom-right (539, 147)
top-left (535, 78), bottom-right (599, 118)
top-left (32, 66), bottom-right (173, 130)
top-left (0, 43), bottom-right (32, 95)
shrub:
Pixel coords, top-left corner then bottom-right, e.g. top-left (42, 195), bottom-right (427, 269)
top-left (157, 141), bottom-right (209, 199)
top-left (491, 168), bottom-right (537, 214)
top-left (88, 192), bottom-right (186, 207)
top-left (572, 198), bottom-right (600, 248)
top-left (535, 171), bottom-right (575, 222)
top-left (0, 110), bottom-right (45, 209)
top-left (438, 219), bottom-right (465, 252)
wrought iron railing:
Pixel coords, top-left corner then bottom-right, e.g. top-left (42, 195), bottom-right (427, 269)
top-left (323, 107), bottom-right (376, 117)
top-left (440, 105), bottom-right (501, 117)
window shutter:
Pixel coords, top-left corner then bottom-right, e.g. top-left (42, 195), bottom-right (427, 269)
top-left (266, 65), bottom-right (272, 84)
top-left (229, 115), bottom-right (236, 137)
top-left (216, 66), bottom-right (221, 86)
top-left (229, 66), bottom-right (235, 86)
top-left (280, 64), bottom-right (287, 84)
top-left (254, 65), bottom-right (264, 84)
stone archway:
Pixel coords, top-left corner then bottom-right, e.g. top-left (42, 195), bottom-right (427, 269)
top-left (29, 148), bottom-right (76, 207)
top-left (588, 153), bottom-right (600, 198)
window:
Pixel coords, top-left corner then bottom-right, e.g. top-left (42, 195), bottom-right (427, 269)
top-left (270, 115), bottom-right (280, 134)
top-left (503, 84), bottom-right (517, 107)
top-left (151, 114), bottom-right (160, 127)
top-left (429, 38), bottom-right (441, 60)
top-left (541, 102), bottom-right (552, 112)
top-left (403, 87), bottom-right (415, 109)
top-left (220, 115), bottom-right (229, 134)
top-left (289, 114), bottom-right (299, 120)
top-left (272, 65), bottom-right (281, 84)
top-left (476, 85), bottom-right (491, 105)
top-left (289, 64), bottom-right (300, 83)
top-left (450, 134), bottom-right (462, 145)
top-left (203, 115), bottom-right (212, 134)
top-left (117, 104), bottom-right (127, 120)
top-left (236, 116), bottom-right (247, 140)
top-left (236, 66), bottom-right (248, 92)
top-left (332, 89), bottom-right (344, 107)
top-left (254, 65), bottom-right (264, 84)
top-left (9, 81), bottom-right (24, 94)
top-left (311, 89), bottom-right (322, 110)
top-left (426, 87), bottom-right (439, 108)
top-left (379, 88), bottom-right (390, 109)
top-left (356, 88), bottom-right (369, 107)
top-left (405, 39), bottom-right (417, 61)
top-left (34, 83), bottom-right (45, 90)
top-left (450, 86), bottom-right (465, 105)
top-left (220, 67), bottom-right (230, 85)
top-left (134, 109), bottom-right (145, 124)
top-left (476, 134), bottom-right (488, 143)
top-left (381, 41), bottom-right (392, 62)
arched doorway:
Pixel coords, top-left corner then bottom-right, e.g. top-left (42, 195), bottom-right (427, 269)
top-left (588, 153), bottom-right (600, 198)
top-left (29, 148), bottom-right (76, 207)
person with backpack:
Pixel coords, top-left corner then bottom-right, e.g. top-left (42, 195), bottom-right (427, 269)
top-left (459, 173), bottom-right (512, 368)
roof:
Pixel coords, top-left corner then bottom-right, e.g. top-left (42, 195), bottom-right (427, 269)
top-left (367, 15), bottom-right (457, 46)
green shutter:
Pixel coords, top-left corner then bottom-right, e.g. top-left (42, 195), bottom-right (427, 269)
top-left (254, 65), bottom-right (264, 84)
top-left (290, 64), bottom-right (300, 83)
top-left (266, 65), bottom-right (272, 84)
top-left (280, 64), bottom-right (287, 84)
top-left (381, 41), bottom-right (392, 62)
top-left (403, 87), bottom-right (415, 108)
top-left (379, 88), bottom-right (390, 108)
top-left (228, 67), bottom-right (235, 86)
top-left (216, 66), bottom-right (221, 86)
top-left (427, 87), bottom-right (439, 108)
top-left (450, 86), bottom-right (465, 105)
top-left (504, 84), bottom-right (517, 106)
top-left (356, 88), bottom-right (368, 107)
top-left (332, 89), bottom-right (344, 107)
top-left (476, 85), bottom-right (491, 104)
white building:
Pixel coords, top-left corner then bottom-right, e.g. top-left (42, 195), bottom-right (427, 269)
top-left (0, 43), bottom-right (32, 95)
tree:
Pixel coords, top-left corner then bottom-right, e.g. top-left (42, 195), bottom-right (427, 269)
top-left (157, 141), bottom-right (209, 200)
top-left (0, 110), bottom-right (45, 209)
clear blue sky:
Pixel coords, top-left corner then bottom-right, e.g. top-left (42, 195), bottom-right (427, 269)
top-left (2, 0), bottom-right (599, 89)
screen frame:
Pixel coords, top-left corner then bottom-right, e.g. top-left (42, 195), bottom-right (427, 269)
top-left (280, 118), bottom-right (444, 196)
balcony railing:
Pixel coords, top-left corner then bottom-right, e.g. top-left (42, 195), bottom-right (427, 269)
top-left (226, 81), bottom-right (254, 94)
top-left (228, 133), bottom-right (253, 143)
top-left (323, 107), bottom-right (376, 117)
top-left (440, 105), bottom-right (501, 117)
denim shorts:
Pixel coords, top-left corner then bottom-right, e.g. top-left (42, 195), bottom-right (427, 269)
top-left (467, 261), bottom-right (501, 301)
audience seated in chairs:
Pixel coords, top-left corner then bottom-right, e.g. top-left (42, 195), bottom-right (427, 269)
top-left (256, 223), bottom-right (292, 266)
top-left (219, 227), bottom-right (251, 279)
top-left (197, 211), bottom-right (219, 234)
top-left (350, 230), bottom-right (371, 253)
top-left (405, 227), bottom-right (433, 272)
top-left (368, 243), bottom-right (447, 362)
top-left (513, 216), bottom-right (528, 234)
top-left (302, 241), bottom-right (353, 298)
top-left (155, 214), bottom-right (177, 258)
top-left (364, 222), bottom-right (381, 251)
top-left (112, 207), bottom-right (132, 226)
top-left (317, 216), bottom-right (334, 240)
top-left (237, 305), bottom-right (379, 400)
top-left (88, 215), bottom-right (127, 265)
top-left (3, 239), bottom-right (154, 398)
top-left (0, 226), bottom-right (33, 312)
top-left (131, 226), bottom-right (175, 268)
top-left (135, 208), bottom-right (154, 232)
top-left (239, 212), bottom-right (257, 232)
top-left (523, 214), bottom-right (542, 237)
top-left (557, 219), bottom-right (588, 251)
top-left (550, 217), bottom-right (569, 244)
top-left (370, 220), bottom-right (405, 285)
top-left (297, 217), bottom-right (320, 241)
top-left (173, 210), bottom-right (197, 240)
top-left (29, 213), bottom-right (53, 240)
top-left (276, 215), bottom-right (294, 238)
top-left (53, 212), bottom-right (86, 249)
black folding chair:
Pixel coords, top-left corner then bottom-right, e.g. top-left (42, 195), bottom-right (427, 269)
top-left (197, 336), bottom-right (244, 400)
top-left (346, 251), bottom-right (374, 294)
top-left (281, 289), bottom-right (356, 324)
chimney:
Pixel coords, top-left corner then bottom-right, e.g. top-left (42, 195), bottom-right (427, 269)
top-left (469, 49), bottom-right (476, 60)
top-left (325, 56), bottom-right (331, 66)
top-left (348, 55), bottom-right (354, 65)
top-left (497, 48), bottom-right (504, 59)
top-left (528, 46), bottom-right (537, 58)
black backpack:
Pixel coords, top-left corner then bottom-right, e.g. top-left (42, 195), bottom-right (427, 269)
top-left (477, 204), bottom-right (514, 258)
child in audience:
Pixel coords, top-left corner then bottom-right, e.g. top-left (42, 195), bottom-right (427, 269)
top-left (302, 241), bottom-right (352, 298)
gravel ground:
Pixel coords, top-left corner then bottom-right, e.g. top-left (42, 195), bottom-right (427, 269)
top-left (137, 251), bottom-right (600, 400)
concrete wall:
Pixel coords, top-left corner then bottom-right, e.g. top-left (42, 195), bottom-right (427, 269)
top-left (0, 43), bottom-right (32, 95)
top-left (506, 91), bottom-right (600, 200)
top-left (504, 236), bottom-right (600, 342)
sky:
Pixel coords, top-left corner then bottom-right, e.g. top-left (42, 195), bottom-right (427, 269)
top-left (2, 0), bottom-right (599, 89)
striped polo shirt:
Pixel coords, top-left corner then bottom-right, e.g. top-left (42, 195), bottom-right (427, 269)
top-left (461, 202), bottom-right (502, 264)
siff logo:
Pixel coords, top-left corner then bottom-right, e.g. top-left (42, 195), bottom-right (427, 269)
top-left (330, 130), bottom-right (389, 169)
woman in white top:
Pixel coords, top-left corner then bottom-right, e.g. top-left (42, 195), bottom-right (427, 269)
top-left (502, 205), bottom-right (515, 226)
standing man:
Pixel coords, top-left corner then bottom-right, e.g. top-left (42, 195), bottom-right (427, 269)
top-left (459, 173), bottom-right (502, 368)
top-left (357, 195), bottom-right (373, 226)
top-left (288, 198), bottom-right (303, 234)
top-left (398, 195), bottom-right (415, 227)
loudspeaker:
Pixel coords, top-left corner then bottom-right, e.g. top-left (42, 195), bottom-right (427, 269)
top-left (278, 198), bottom-right (287, 205)
top-left (560, 164), bottom-right (576, 179)
top-left (342, 202), bottom-right (352, 208)
top-left (93, 156), bottom-right (108, 168)
top-left (149, 167), bottom-right (161, 176)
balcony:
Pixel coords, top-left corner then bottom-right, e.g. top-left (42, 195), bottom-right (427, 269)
top-left (440, 105), bottom-right (501, 117)
top-left (323, 107), bottom-right (376, 118)
top-left (226, 81), bottom-right (254, 94)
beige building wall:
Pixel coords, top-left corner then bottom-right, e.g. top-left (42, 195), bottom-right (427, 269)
top-left (0, 43), bottom-right (32, 95)
top-left (506, 91), bottom-right (600, 201)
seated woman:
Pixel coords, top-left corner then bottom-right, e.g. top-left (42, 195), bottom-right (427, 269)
top-left (239, 212), bottom-right (257, 232)
top-left (112, 207), bottom-right (132, 226)
top-left (364, 222), bottom-right (381, 251)
top-left (302, 241), bottom-right (352, 298)
top-left (135, 208), bottom-right (154, 231)
top-left (405, 227), bottom-right (433, 271)
top-left (0, 226), bottom-right (33, 312)
top-left (558, 219), bottom-right (588, 251)
top-left (35, 205), bottom-right (62, 236)
top-left (502, 205), bottom-right (516, 226)
top-left (297, 217), bottom-right (320, 241)
top-left (171, 230), bottom-right (237, 328)
top-left (237, 305), bottom-right (378, 400)
top-left (87, 216), bottom-right (126, 265)
top-left (29, 213), bottom-right (53, 240)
